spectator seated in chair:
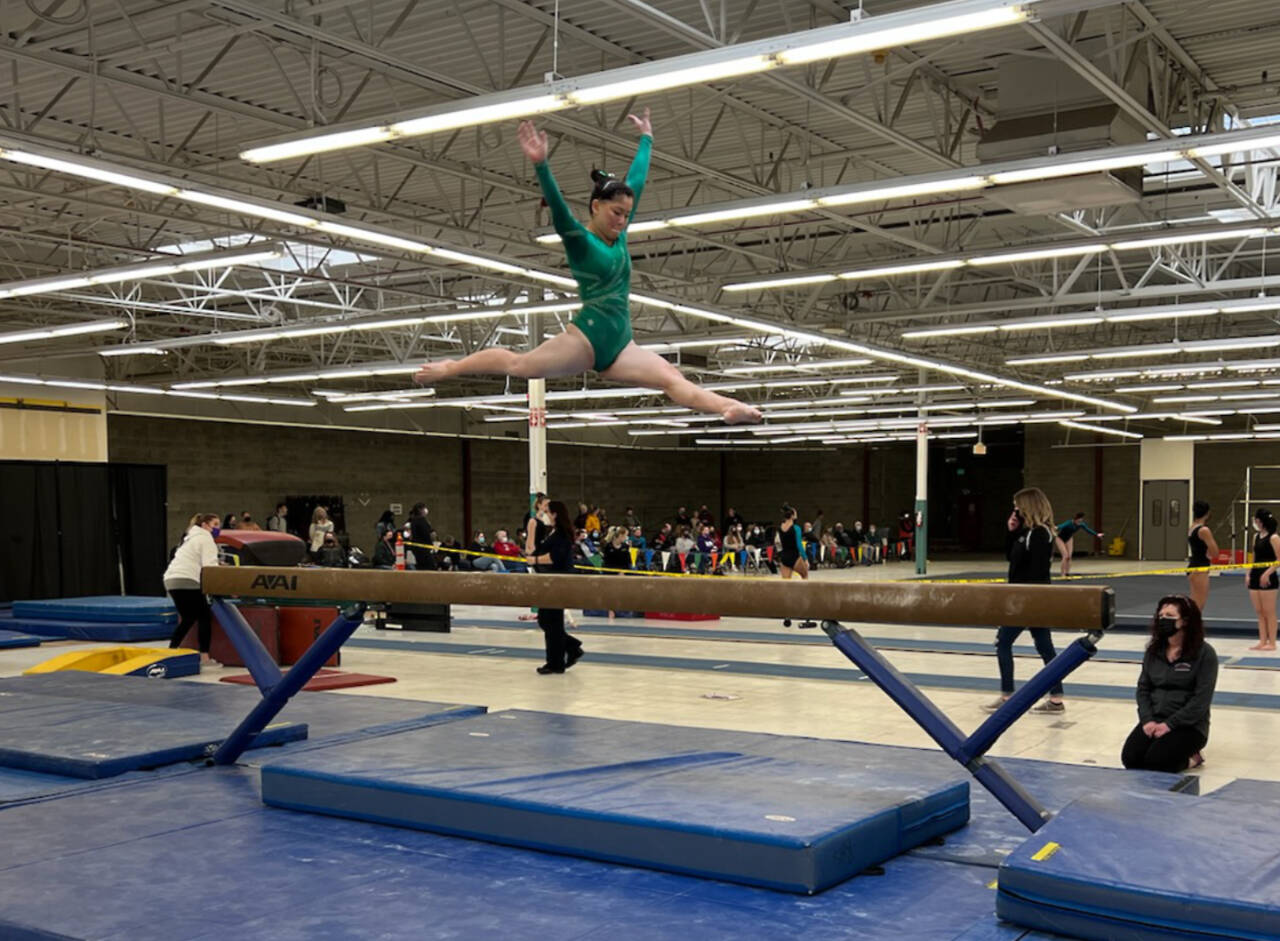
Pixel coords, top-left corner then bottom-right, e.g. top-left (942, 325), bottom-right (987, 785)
top-left (492, 529), bottom-right (526, 572)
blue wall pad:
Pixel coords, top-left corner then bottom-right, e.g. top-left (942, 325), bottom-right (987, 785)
top-left (0, 630), bottom-right (41, 649)
top-left (0, 673), bottom-right (485, 759)
top-left (1206, 778), bottom-right (1280, 807)
top-left (0, 765), bottom-right (999, 941)
top-left (261, 710), bottom-right (970, 894)
top-left (1, 617), bottom-right (175, 642)
top-left (12, 596), bottom-right (177, 624)
top-left (911, 757), bottom-right (1193, 868)
top-left (0, 688), bottom-right (306, 778)
top-left (996, 790), bottom-right (1280, 940)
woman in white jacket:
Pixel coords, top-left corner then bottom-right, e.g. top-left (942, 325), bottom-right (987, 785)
top-left (165, 514), bottom-right (221, 659)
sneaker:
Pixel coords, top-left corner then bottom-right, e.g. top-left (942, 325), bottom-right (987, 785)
top-left (1030, 699), bottom-right (1066, 714)
top-left (981, 697), bottom-right (1010, 714)
top-left (535, 664), bottom-right (564, 675)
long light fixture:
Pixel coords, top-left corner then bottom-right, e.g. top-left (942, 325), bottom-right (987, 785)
top-left (239, 0), bottom-right (1036, 163)
top-left (0, 319), bottom-right (127, 346)
top-left (1059, 420), bottom-right (1143, 440)
top-left (0, 244), bottom-right (286, 301)
top-left (533, 126), bottom-right (1280, 250)
top-left (0, 372), bottom-right (315, 407)
top-left (1007, 333), bottom-right (1280, 366)
top-left (726, 220), bottom-right (1280, 292)
top-left (98, 301), bottom-right (579, 355)
top-left (902, 297), bottom-right (1275, 340)
top-left (0, 138), bottom-right (578, 293)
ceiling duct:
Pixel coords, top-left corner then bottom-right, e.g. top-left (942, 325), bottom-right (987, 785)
top-left (977, 39), bottom-right (1150, 214)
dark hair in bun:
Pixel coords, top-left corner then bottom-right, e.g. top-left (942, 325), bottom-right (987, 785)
top-left (589, 168), bottom-right (634, 207)
top-left (1256, 507), bottom-right (1278, 534)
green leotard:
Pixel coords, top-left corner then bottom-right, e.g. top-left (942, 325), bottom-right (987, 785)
top-left (533, 135), bottom-right (652, 372)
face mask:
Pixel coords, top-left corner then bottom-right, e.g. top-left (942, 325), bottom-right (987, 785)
top-left (477, 537), bottom-right (486, 544)
top-left (210, 527), bottom-right (221, 538)
top-left (1156, 616), bottom-right (1179, 637)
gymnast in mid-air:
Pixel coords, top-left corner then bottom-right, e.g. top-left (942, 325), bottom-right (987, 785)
top-left (415, 108), bottom-right (762, 425)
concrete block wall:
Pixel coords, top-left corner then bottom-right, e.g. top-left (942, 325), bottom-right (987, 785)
top-left (1193, 442), bottom-right (1280, 555)
top-left (108, 415), bottom-right (464, 550)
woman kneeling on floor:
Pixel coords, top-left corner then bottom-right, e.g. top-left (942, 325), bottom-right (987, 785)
top-left (1122, 595), bottom-right (1217, 773)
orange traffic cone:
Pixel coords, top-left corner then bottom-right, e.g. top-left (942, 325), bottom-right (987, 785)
top-left (395, 534), bottom-right (406, 571)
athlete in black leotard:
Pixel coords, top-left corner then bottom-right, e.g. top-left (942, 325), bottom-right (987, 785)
top-left (1247, 508), bottom-right (1280, 651)
top-left (1186, 501), bottom-right (1219, 615)
top-left (1056, 512), bottom-right (1101, 577)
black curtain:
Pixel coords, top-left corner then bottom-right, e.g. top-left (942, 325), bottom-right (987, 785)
top-left (0, 461), bottom-right (167, 603)
top-left (111, 464), bottom-right (168, 596)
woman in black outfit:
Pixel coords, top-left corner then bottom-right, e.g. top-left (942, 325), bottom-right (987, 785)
top-left (1186, 501), bottom-right (1219, 614)
top-left (983, 487), bottom-right (1069, 714)
top-left (1122, 595), bottom-right (1216, 772)
top-left (526, 500), bottom-right (584, 675)
top-left (1247, 507), bottom-right (1280, 651)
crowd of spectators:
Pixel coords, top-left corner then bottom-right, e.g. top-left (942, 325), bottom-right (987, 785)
top-left (230, 497), bottom-right (921, 576)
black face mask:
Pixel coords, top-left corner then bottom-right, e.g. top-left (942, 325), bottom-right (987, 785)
top-left (1156, 616), bottom-right (1179, 638)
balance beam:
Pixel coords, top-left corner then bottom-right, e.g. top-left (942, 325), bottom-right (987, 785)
top-left (201, 567), bottom-right (1114, 632)
top-left (201, 565), bottom-right (1114, 832)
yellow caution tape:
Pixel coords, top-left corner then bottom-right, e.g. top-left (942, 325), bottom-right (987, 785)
top-left (400, 540), bottom-right (1275, 584)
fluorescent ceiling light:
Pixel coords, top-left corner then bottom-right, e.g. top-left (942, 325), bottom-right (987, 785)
top-left (1184, 133), bottom-right (1280, 159)
top-left (179, 190), bottom-right (318, 228)
top-left (238, 127), bottom-right (397, 164)
top-left (391, 96), bottom-right (565, 135)
top-left (0, 319), bottom-right (126, 346)
top-left (1006, 353), bottom-right (1090, 365)
top-left (1060, 420), bottom-right (1143, 439)
top-left (999, 315), bottom-right (1103, 331)
top-left (0, 244), bottom-right (285, 302)
top-left (817, 176), bottom-right (987, 208)
top-left (0, 148), bottom-right (177, 195)
top-left (988, 151), bottom-right (1180, 185)
top-left (670, 198), bottom-right (817, 227)
top-left (1112, 226), bottom-right (1271, 250)
top-left (240, 1), bottom-right (1035, 163)
top-left (774, 5), bottom-right (1031, 65)
top-left (723, 273), bottom-right (837, 291)
top-left (901, 325), bottom-right (999, 339)
top-left (970, 243), bottom-right (1106, 265)
top-left (568, 57), bottom-right (774, 105)
top-left (839, 259), bottom-right (965, 280)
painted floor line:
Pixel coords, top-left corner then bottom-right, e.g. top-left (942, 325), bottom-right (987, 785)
top-left (345, 636), bottom-right (1280, 711)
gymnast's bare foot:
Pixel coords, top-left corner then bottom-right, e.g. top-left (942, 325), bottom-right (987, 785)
top-left (722, 402), bottom-right (763, 425)
top-left (414, 360), bottom-right (457, 385)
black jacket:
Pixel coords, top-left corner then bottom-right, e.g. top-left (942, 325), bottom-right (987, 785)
top-left (1007, 525), bottom-right (1053, 584)
top-left (1137, 642), bottom-right (1218, 738)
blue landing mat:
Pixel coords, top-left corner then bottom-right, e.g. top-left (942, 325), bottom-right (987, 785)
top-left (0, 765), bottom-right (1003, 941)
top-left (0, 685), bottom-right (306, 778)
top-left (12, 595), bottom-right (176, 624)
top-left (997, 790), bottom-right (1280, 940)
top-left (0, 673), bottom-right (485, 763)
top-left (261, 710), bottom-right (971, 894)
top-left (1206, 777), bottom-right (1280, 806)
top-left (911, 757), bottom-right (1193, 868)
top-left (0, 615), bottom-right (175, 641)
top-left (0, 629), bottom-right (41, 648)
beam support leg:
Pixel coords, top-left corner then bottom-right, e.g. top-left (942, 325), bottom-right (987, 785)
top-left (212, 603), bottom-right (366, 766)
top-left (822, 621), bottom-right (1100, 832)
top-left (210, 598), bottom-right (283, 694)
